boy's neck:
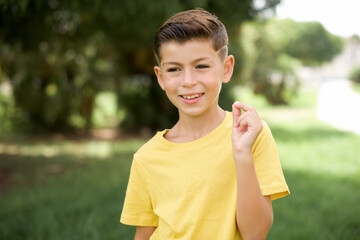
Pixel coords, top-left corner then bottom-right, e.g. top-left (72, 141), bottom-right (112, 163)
top-left (164, 106), bottom-right (226, 143)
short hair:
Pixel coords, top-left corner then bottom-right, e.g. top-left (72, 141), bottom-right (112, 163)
top-left (154, 8), bottom-right (229, 64)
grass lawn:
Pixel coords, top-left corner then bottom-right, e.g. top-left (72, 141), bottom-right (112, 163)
top-left (0, 138), bottom-right (143, 239)
top-left (1, 87), bottom-right (360, 239)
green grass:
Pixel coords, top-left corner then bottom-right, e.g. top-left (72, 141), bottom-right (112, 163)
top-left (1, 87), bottom-right (360, 239)
top-left (0, 139), bottom-right (144, 240)
top-left (268, 121), bottom-right (360, 239)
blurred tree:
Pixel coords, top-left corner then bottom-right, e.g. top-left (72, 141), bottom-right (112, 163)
top-left (348, 66), bottom-right (360, 84)
top-left (0, 1), bottom-right (119, 132)
top-left (347, 36), bottom-right (360, 84)
top-left (0, 0), bottom-right (281, 133)
top-left (265, 19), bottom-right (344, 66)
top-left (240, 19), bottom-right (344, 104)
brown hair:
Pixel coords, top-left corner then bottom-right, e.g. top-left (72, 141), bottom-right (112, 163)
top-left (153, 8), bottom-right (228, 64)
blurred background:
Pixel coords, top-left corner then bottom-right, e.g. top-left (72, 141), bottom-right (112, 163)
top-left (0, 0), bottom-right (359, 239)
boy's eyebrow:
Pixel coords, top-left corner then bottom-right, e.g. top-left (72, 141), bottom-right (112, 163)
top-left (193, 57), bottom-right (212, 63)
top-left (162, 61), bottom-right (181, 66)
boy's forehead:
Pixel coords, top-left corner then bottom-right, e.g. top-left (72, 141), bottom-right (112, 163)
top-left (159, 39), bottom-right (218, 63)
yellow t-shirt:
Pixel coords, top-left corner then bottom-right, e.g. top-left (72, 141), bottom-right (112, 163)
top-left (120, 111), bottom-right (289, 239)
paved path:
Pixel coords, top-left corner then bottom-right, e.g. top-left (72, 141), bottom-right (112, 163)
top-left (317, 79), bottom-right (360, 135)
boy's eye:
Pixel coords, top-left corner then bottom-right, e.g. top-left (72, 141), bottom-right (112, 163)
top-left (196, 65), bottom-right (209, 69)
top-left (167, 68), bottom-right (180, 72)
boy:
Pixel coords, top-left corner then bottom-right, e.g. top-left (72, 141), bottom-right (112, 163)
top-left (120, 8), bottom-right (289, 240)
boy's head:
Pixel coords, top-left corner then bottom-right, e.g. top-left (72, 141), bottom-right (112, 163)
top-left (154, 8), bottom-right (228, 65)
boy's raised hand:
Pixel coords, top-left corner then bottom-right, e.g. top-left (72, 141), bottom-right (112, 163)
top-left (232, 101), bottom-right (263, 154)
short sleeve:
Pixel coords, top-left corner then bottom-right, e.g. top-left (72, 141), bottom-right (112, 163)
top-left (252, 121), bottom-right (290, 201)
top-left (120, 157), bottom-right (159, 226)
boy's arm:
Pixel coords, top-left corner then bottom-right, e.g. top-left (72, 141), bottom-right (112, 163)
top-left (134, 226), bottom-right (157, 240)
top-left (232, 102), bottom-right (274, 240)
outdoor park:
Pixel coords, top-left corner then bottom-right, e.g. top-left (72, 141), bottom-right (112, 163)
top-left (1, 0), bottom-right (360, 239)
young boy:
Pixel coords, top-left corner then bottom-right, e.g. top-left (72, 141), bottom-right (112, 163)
top-left (120, 8), bottom-right (289, 240)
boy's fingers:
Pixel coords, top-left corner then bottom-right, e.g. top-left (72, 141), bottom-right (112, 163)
top-left (232, 103), bottom-right (241, 127)
top-left (233, 101), bottom-right (254, 112)
top-left (232, 102), bottom-right (241, 117)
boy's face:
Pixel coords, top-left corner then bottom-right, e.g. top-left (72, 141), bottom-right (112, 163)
top-left (154, 39), bottom-right (234, 118)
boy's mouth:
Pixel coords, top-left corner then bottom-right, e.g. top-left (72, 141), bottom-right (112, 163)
top-left (180, 93), bottom-right (204, 100)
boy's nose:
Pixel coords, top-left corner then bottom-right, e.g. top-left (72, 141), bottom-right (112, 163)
top-left (182, 69), bottom-right (197, 87)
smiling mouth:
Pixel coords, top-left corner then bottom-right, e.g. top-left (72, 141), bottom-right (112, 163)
top-left (180, 93), bottom-right (204, 100)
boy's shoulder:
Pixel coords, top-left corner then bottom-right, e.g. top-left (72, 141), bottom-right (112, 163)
top-left (134, 130), bottom-right (166, 158)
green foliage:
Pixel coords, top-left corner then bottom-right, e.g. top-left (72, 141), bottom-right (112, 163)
top-left (0, 2), bottom-right (119, 132)
top-left (92, 91), bottom-right (119, 128)
top-left (0, 0), bottom-right (280, 133)
top-left (240, 19), bottom-right (343, 105)
top-left (353, 83), bottom-right (360, 95)
top-left (266, 19), bottom-right (344, 66)
top-left (118, 74), bottom-right (178, 132)
top-left (240, 21), bottom-right (301, 105)
top-left (0, 89), bottom-right (29, 135)
top-left (348, 66), bottom-right (360, 83)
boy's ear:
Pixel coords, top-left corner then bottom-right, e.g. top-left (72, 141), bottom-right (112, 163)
top-left (222, 55), bottom-right (235, 84)
top-left (154, 66), bottom-right (165, 90)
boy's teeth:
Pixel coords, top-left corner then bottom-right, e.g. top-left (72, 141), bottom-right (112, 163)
top-left (182, 94), bottom-right (201, 99)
